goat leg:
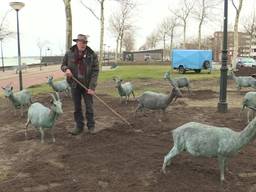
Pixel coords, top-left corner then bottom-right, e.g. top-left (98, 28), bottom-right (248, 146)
top-left (25, 119), bottom-right (30, 139)
top-left (39, 127), bottom-right (45, 144)
top-left (51, 129), bottom-right (56, 143)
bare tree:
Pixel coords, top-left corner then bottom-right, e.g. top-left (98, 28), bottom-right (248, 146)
top-left (143, 31), bottom-right (160, 49)
top-left (243, 12), bottom-right (256, 56)
top-left (37, 39), bottom-right (49, 70)
top-left (81, 0), bottom-right (105, 70)
top-left (118, 0), bottom-right (135, 55)
top-left (109, 13), bottom-right (121, 61)
top-left (231, 0), bottom-right (244, 68)
top-left (158, 16), bottom-right (180, 59)
top-left (0, 9), bottom-right (14, 72)
top-left (63, 0), bottom-right (72, 52)
top-left (193, 0), bottom-right (220, 49)
top-left (109, 0), bottom-right (135, 61)
top-left (123, 30), bottom-right (135, 51)
top-left (170, 0), bottom-right (194, 49)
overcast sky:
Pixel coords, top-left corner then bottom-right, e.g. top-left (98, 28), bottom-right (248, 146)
top-left (1, 0), bottom-right (256, 57)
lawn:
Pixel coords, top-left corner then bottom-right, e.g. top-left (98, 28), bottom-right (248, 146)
top-left (1, 64), bottom-right (221, 97)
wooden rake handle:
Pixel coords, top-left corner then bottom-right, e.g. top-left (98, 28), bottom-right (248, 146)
top-left (71, 76), bottom-right (132, 127)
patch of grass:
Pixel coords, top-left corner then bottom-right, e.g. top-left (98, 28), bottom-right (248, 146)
top-left (99, 65), bottom-right (172, 81)
top-left (99, 65), bottom-right (220, 81)
top-left (27, 83), bottom-right (52, 96)
top-left (0, 65), bottom-right (221, 98)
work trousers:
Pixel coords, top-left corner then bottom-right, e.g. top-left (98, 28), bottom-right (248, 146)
top-left (71, 84), bottom-right (95, 129)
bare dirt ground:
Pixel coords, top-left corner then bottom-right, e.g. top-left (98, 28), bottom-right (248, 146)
top-left (1, 77), bottom-right (256, 192)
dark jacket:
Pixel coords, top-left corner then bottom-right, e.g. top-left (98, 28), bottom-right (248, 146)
top-left (61, 45), bottom-right (99, 90)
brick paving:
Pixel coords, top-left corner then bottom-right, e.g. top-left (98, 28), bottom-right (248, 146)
top-left (0, 64), bottom-right (64, 91)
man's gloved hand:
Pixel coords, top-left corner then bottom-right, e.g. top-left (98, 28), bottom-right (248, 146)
top-left (65, 69), bottom-right (73, 78)
top-left (87, 89), bottom-right (95, 95)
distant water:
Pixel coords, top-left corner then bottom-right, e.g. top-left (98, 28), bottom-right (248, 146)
top-left (1, 57), bottom-right (41, 67)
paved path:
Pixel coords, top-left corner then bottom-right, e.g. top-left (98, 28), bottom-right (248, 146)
top-left (0, 65), bottom-right (64, 91)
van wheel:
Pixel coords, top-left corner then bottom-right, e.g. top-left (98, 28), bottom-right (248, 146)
top-left (203, 61), bottom-right (210, 69)
top-left (178, 66), bottom-right (186, 74)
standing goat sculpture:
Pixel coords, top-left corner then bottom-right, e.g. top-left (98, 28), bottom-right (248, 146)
top-left (241, 91), bottom-right (256, 123)
top-left (47, 76), bottom-right (71, 96)
top-left (164, 71), bottom-right (191, 95)
top-left (230, 70), bottom-right (256, 91)
top-left (162, 117), bottom-right (256, 182)
top-left (2, 85), bottom-right (32, 116)
top-left (135, 84), bottom-right (182, 113)
top-left (25, 92), bottom-right (63, 143)
top-left (113, 77), bottom-right (135, 103)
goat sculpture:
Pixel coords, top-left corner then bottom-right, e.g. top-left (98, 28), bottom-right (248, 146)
top-left (230, 70), bottom-right (256, 91)
top-left (25, 92), bottom-right (63, 143)
top-left (164, 71), bottom-right (191, 95)
top-left (241, 91), bottom-right (256, 123)
top-left (2, 85), bottom-right (32, 116)
top-left (113, 77), bottom-right (135, 103)
top-left (47, 76), bottom-right (71, 96)
top-left (135, 85), bottom-right (182, 113)
top-left (162, 117), bottom-right (256, 182)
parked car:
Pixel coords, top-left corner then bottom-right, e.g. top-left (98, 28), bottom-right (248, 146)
top-left (236, 57), bottom-right (256, 69)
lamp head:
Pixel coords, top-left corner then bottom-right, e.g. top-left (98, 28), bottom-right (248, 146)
top-left (9, 2), bottom-right (25, 11)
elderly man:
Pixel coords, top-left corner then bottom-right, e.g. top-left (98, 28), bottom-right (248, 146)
top-left (61, 34), bottom-right (99, 135)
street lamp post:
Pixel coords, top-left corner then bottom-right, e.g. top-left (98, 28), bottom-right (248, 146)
top-left (218, 0), bottom-right (228, 112)
top-left (10, 2), bottom-right (25, 91)
top-left (0, 37), bottom-right (4, 72)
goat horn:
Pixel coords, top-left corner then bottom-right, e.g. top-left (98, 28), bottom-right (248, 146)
top-left (55, 92), bottom-right (60, 100)
top-left (49, 93), bottom-right (56, 101)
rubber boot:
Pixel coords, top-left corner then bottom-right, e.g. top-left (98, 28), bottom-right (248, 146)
top-left (69, 127), bottom-right (84, 135)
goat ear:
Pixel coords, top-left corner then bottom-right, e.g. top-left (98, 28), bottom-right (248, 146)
top-left (1, 87), bottom-right (5, 90)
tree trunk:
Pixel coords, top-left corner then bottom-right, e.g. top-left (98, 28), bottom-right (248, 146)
top-left (119, 30), bottom-right (124, 56)
top-left (63, 0), bottom-right (72, 52)
top-left (170, 29), bottom-right (174, 61)
top-left (99, 0), bottom-right (105, 70)
top-left (232, 0), bottom-right (244, 69)
top-left (183, 22), bottom-right (186, 49)
top-left (115, 38), bottom-right (119, 63)
top-left (198, 20), bottom-right (203, 49)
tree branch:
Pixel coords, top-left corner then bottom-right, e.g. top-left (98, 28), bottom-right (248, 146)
top-left (80, 0), bottom-right (100, 20)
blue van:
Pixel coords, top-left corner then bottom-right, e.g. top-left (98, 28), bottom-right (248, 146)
top-left (172, 49), bottom-right (213, 73)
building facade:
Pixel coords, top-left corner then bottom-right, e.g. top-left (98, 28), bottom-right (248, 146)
top-left (212, 31), bottom-right (251, 62)
top-left (123, 49), bottom-right (163, 62)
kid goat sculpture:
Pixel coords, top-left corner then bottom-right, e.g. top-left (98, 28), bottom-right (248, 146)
top-left (47, 75), bottom-right (71, 96)
top-left (230, 70), bottom-right (256, 91)
top-left (113, 77), bottom-right (135, 103)
top-left (25, 92), bottom-right (63, 143)
top-left (164, 71), bottom-right (191, 94)
top-left (241, 91), bottom-right (256, 123)
top-left (2, 85), bottom-right (32, 116)
top-left (162, 117), bottom-right (256, 182)
top-left (135, 83), bottom-right (182, 113)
